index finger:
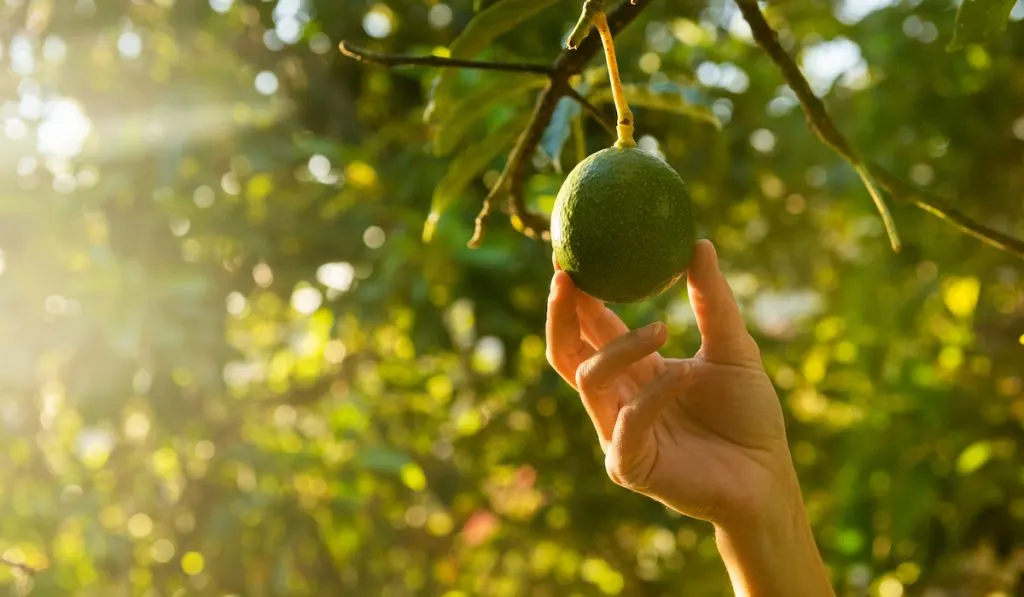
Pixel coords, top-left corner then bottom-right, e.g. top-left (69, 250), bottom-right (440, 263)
top-left (545, 271), bottom-right (594, 387)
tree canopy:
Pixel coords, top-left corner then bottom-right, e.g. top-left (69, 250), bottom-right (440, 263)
top-left (1, 0), bottom-right (1022, 595)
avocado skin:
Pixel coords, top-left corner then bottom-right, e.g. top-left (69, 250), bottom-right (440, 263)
top-left (551, 146), bottom-right (696, 303)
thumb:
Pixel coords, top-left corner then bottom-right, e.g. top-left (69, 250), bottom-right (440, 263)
top-left (686, 240), bottom-right (761, 367)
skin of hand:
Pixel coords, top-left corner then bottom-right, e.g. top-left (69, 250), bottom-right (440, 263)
top-left (545, 239), bottom-right (834, 597)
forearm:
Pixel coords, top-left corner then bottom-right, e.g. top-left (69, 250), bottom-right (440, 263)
top-left (714, 470), bottom-right (835, 597)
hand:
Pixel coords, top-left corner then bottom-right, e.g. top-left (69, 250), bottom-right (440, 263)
top-left (545, 239), bottom-right (834, 597)
top-left (545, 239), bottom-right (790, 526)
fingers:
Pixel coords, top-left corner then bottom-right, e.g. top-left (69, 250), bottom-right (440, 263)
top-left (686, 240), bottom-right (761, 367)
top-left (575, 322), bottom-right (667, 445)
top-left (545, 271), bottom-right (594, 387)
top-left (616, 360), bottom-right (690, 456)
top-left (554, 250), bottom-right (631, 350)
top-left (576, 292), bottom-right (628, 346)
top-left (576, 287), bottom-right (665, 380)
top-left (605, 360), bottom-right (692, 490)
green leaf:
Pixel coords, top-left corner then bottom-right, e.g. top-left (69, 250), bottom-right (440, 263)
top-left (422, 113), bottom-right (530, 243)
top-left (355, 446), bottom-right (411, 473)
top-left (588, 82), bottom-right (721, 129)
top-left (474, 0), bottom-right (502, 11)
top-left (538, 85), bottom-right (586, 173)
top-left (948, 0), bottom-right (1016, 50)
top-left (432, 73), bottom-right (547, 157)
top-left (426, 0), bottom-right (564, 123)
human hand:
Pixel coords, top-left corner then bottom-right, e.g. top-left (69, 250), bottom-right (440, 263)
top-left (545, 239), bottom-right (792, 527)
top-left (546, 239), bottom-right (834, 596)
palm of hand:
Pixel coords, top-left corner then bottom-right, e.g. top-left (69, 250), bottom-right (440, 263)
top-left (618, 354), bottom-right (789, 526)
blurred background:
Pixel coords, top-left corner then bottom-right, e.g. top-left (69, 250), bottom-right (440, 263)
top-left (1, 0), bottom-right (1023, 595)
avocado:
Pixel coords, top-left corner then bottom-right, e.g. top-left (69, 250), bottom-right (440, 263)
top-left (551, 146), bottom-right (697, 303)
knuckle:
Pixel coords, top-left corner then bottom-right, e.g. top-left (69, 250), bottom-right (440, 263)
top-left (574, 362), bottom-right (594, 393)
top-left (575, 359), bottom-right (606, 394)
top-left (618, 403), bottom-right (642, 427)
top-left (604, 450), bottom-right (637, 490)
top-left (604, 452), bottom-right (625, 486)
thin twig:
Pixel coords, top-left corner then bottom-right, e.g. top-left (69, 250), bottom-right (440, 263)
top-left (736, 0), bottom-right (1023, 260)
top-left (339, 41), bottom-right (555, 75)
top-left (468, 166), bottom-right (511, 248)
top-left (564, 87), bottom-right (617, 137)
top-left (736, 0), bottom-right (900, 251)
top-left (866, 162), bottom-right (1024, 259)
top-left (854, 163), bottom-right (901, 252)
top-left (506, 83), bottom-right (564, 241)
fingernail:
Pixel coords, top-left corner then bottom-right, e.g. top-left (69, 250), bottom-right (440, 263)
top-left (704, 240), bottom-right (720, 266)
top-left (643, 322), bottom-right (665, 340)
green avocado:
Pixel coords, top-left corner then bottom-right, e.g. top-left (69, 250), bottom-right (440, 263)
top-left (551, 146), bottom-right (697, 303)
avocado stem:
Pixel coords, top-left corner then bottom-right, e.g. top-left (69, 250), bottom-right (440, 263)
top-left (593, 11), bottom-right (636, 149)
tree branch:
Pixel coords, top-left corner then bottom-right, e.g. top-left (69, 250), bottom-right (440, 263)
top-left (866, 162), bottom-right (1024, 259)
top-left (466, 0), bottom-right (657, 246)
top-left (507, 82), bottom-right (565, 241)
top-left (338, 41), bottom-right (555, 75)
top-left (341, 0), bottom-right (657, 247)
top-left (735, 0), bottom-right (1024, 260)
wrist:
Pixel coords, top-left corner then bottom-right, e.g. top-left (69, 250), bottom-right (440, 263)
top-left (714, 466), bottom-right (834, 597)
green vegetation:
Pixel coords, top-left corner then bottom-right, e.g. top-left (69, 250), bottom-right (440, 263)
top-left (552, 147), bottom-right (696, 303)
top-left (0, 0), bottom-right (1022, 596)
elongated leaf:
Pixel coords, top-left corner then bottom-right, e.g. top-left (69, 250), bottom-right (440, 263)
top-left (537, 81), bottom-right (589, 173)
top-left (948, 0), bottom-right (1016, 50)
top-left (426, 0), bottom-right (564, 123)
top-left (537, 97), bottom-right (581, 173)
top-left (474, 0), bottom-right (502, 11)
top-left (432, 73), bottom-right (547, 156)
top-left (588, 82), bottom-right (721, 129)
top-left (423, 113), bottom-right (530, 242)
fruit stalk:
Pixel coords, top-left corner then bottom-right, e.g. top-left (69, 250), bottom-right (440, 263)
top-left (593, 11), bottom-right (636, 148)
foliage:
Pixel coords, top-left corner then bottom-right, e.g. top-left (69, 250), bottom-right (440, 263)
top-left (0, 0), bottom-right (1023, 596)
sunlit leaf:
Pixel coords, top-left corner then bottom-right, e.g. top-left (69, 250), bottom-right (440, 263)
top-left (537, 82), bottom-right (589, 173)
top-left (25, 0), bottom-right (55, 35)
top-left (426, 0), bottom-right (565, 123)
top-left (423, 113), bottom-right (530, 242)
top-left (588, 82), bottom-right (720, 129)
top-left (948, 0), bottom-right (1016, 50)
top-left (432, 73), bottom-right (547, 156)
